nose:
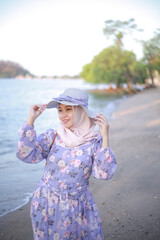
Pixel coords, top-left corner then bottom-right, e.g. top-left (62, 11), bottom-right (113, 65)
top-left (61, 111), bottom-right (67, 118)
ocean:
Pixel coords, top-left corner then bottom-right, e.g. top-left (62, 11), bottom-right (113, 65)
top-left (0, 78), bottom-right (126, 217)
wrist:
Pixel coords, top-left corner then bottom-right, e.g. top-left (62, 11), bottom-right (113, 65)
top-left (27, 116), bottom-right (35, 127)
top-left (102, 135), bottom-right (109, 148)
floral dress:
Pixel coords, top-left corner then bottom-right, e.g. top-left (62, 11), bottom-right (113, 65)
top-left (16, 123), bottom-right (117, 240)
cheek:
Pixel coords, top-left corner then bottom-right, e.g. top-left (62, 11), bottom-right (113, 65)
top-left (58, 112), bottom-right (62, 120)
top-left (70, 112), bottom-right (74, 122)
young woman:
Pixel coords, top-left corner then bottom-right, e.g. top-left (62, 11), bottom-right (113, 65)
top-left (16, 88), bottom-right (117, 240)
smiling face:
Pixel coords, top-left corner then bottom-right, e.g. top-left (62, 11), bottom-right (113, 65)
top-left (58, 104), bottom-right (74, 128)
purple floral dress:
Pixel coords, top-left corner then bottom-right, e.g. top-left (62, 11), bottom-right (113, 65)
top-left (16, 123), bottom-right (117, 240)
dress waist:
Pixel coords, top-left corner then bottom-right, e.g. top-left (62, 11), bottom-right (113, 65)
top-left (41, 179), bottom-right (89, 202)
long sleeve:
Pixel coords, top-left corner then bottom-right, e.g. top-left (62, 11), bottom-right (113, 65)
top-left (16, 123), bottom-right (55, 164)
top-left (92, 134), bottom-right (117, 180)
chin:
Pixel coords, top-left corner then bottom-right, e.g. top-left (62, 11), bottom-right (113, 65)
top-left (62, 122), bottom-right (73, 128)
top-left (65, 124), bottom-right (73, 129)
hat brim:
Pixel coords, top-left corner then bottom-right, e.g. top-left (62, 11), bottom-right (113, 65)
top-left (46, 100), bottom-right (96, 118)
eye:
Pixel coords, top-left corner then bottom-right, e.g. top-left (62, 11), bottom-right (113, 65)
top-left (66, 108), bottom-right (72, 111)
top-left (58, 109), bottom-right (62, 112)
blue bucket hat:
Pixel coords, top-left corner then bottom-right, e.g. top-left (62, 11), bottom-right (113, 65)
top-left (46, 88), bottom-right (96, 118)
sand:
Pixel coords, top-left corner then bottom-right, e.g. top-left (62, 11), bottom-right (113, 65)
top-left (0, 86), bottom-right (160, 240)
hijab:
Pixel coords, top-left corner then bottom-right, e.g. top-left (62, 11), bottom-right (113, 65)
top-left (57, 106), bottom-right (95, 148)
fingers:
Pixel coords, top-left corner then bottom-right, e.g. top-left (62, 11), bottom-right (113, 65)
top-left (95, 113), bottom-right (107, 125)
top-left (32, 104), bottom-right (47, 112)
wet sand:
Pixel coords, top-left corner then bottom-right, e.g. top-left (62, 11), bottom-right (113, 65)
top-left (0, 86), bottom-right (160, 240)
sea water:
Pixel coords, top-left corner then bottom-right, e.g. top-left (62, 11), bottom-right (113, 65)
top-left (0, 78), bottom-right (126, 217)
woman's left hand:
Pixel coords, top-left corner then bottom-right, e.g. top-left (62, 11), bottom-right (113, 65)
top-left (95, 113), bottom-right (109, 138)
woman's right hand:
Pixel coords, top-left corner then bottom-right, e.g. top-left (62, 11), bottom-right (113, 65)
top-left (27, 104), bottom-right (47, 126)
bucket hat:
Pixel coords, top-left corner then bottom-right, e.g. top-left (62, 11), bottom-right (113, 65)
top-left (46, 88), bottom-right (96, 118)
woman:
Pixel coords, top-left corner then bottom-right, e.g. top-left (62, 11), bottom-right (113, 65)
top-left (16, 88), bottom-right (117, 240)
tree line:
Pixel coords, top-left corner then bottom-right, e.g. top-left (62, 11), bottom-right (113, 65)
top-left (80, 19), bottom-right (160, 89)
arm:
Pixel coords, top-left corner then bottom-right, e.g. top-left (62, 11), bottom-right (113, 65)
top-left (92, 113), bottom-right (117, 180)
top-left (16, 123), bottom-right (54, 164)
top-left (16, 103), bottom-right (53, 164)
top-left (92, 135), bottom-right (117, 180)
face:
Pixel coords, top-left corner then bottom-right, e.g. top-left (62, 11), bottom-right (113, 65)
top-left (58, 104), bottom-right (74, 128)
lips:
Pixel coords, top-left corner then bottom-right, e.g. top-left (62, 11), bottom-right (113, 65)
top-left (63, 119), bottom-right (70, 124)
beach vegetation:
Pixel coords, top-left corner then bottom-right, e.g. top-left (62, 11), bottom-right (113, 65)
top-left (80, 46), bottom-right (147, 90)
top-left (103, 18), bottom-right (143, 49)
top-left (142, 29), bottom-right (160, 85)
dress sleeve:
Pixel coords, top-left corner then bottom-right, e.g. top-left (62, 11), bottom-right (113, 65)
top-left (92, 134), bottom-right (117, 180)
top-left (16, 122), bottom-right (55, 164)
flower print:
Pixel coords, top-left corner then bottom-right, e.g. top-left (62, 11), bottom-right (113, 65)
top-left (39, 230), bottom-right (44, 238)
top-left (59, 181), bottom-right (64, 189)
top-left (97, 234), bottom-right (103, 240)
top-left (51, 195), bottom-right (58, 203)
top-left (105, 150), bottom-right (110, 158)
top-left (42, 188), bottom-right (48, 198)
top-left (71, 149), bottom-right (77, 157)
top-left (101, 170), bottom-right (107, 179)
top-left (87, 147), bottom-right (92, 155)
top-left (107, 155), bottom-right (112, 163)
top-left (48, 198), bottom-right (53, 207)
top-left (17, 123), bottom-right (116, 240)
top-left (49, 228), bottom-right (52, 235)
top-left (70, 159), bottom-right (75, 165)
top-left (49, 154), bottom-right (55, 162)
top-left (61, 166), bottom-right (68, 173)
top-left (18, 142), bottom-right (33, 158)
top-left (77, 182), bottom-right (82, 189)
top-left (84, 167), bottom-right (89, 174)
top-left (76, 214), bottom-right (82, 225)
top-left (42, 208), bottom-right (46, 216)
top-left (57, 138), bottom-right (66, 147)
top-left (64, 231), bottom-right (70, 238)
top-left (72, 200), bottom-right (78, 207)
top-left (93, 167), bottom-right (99, 178)
top-left (60, 203), bottom-right (69, 210)
top-left (64, 217), bottom-right (71, 229)
top-left (26, 129), bottom-right (35, 141)
top-left (35, 141), bottom-right (43, 152)
top-left (84, 167), bottom-right (89, 178)
top-left (85, 202), bottom-right (89, 210)
top-left (58, 160), bottom-right (65, 168)
top-left (63, 150), bottom-right (70, 158)
top-left (33, 200), bottom-right (39, 209)
top-left (34, 188), bottom-right (40, 198)
top-left (76, 149), bottom-right (83, 156)
top-left (82, 217), bottom-right (88, 226)
top-left (48, 208), bottom-right (54, 215)
top-left (74, 159), bottom-right (81, 167)
top-left (44, 215), bottom-right (48, 222)
top-left (18, 127), bottom-right (24, 137)
top-left (53, 232), bottom-right (60, 240)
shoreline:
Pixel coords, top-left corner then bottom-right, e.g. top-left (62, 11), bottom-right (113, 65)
top-left (0, 86), bottom-right (160, 240)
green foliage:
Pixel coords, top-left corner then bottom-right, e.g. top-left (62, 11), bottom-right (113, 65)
top-left (0, 60), bottom-right (33, 78)
top-left (142, 29), bottom-right (160, 84)
top-left (80, 46), bottom-right (146, 87)
top-left (103, 18), bottom-right (143, 48)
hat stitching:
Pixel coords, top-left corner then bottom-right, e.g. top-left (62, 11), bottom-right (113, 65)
top-left (54, 94), bottom-right (88, 108)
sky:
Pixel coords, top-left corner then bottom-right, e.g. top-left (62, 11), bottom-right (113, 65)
top-left (0, 0), bottom-right (160, 76)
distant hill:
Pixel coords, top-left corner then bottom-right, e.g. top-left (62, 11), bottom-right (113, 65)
top-left (0, 60), bottom-right (34, 78)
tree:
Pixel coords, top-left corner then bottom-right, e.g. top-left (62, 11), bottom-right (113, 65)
top-left (80, 46), bottom-right (146, 89)
top-left (142, 29), bottom-right (160, 85)
top-left (103, 18), bottom-right (143, 48)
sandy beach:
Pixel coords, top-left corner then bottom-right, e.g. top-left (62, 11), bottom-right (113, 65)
top-left (0, 86), bottom-right (160, 240)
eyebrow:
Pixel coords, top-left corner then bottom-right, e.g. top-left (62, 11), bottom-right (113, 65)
top-left (58, 105), bottom-right (72, 109)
